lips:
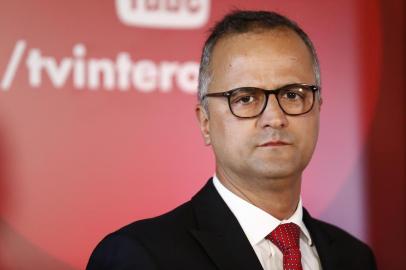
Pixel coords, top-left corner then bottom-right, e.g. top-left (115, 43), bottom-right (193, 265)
top-left (259, 140), bottom-right (291, 147)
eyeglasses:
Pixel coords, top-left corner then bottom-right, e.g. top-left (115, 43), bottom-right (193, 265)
top-left (203, 83), bottom-right (320, 118)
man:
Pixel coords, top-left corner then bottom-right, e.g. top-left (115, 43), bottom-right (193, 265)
top-left (87, 10), bottom-right (376, 270)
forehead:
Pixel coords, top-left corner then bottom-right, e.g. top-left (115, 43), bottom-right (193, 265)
top-left (209, 29), bottom-right (315, 91)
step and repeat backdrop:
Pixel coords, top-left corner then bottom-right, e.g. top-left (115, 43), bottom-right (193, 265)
top-left (0, 0), bottom-right (383, 269)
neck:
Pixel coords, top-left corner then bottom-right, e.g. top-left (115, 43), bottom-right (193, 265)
top-left (216, 168), bottom-right (301, 220)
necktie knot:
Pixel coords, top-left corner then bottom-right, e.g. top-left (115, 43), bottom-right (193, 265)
top-left (266, 222), bottom-right (303, 270)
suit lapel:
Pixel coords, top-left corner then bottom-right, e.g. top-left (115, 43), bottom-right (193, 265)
top-left (303, 208), bottom-right (340, 270)
top-left (189, 179), bottom-right (263, 270)
top-left (189, 180), bottom-right (346, 270)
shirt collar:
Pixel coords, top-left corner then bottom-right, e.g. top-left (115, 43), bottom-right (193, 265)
top-left (212, 176), bottom-right (313, 246)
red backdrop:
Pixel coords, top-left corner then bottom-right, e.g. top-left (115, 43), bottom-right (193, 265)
top-left (0, 0), bottom-right (404, 269)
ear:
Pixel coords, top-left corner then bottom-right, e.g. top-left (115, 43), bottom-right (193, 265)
top-left (195, 104), bottom-right (211, 145)
top-left (318, 97), bottom-right (323, 111)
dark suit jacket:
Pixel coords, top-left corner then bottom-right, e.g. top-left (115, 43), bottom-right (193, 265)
top-left (87, 179), bottom-right (377, 270)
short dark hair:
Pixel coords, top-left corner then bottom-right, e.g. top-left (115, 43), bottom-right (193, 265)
top-left (197, 10), bottom-right (321, 107)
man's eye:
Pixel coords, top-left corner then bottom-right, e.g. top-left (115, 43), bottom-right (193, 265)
top-left (284, 91), bottom-right (304, 100)
top-left (236, 95), bottom-right (255, 104)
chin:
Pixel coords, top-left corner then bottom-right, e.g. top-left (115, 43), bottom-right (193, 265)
top-left (253, 164), bottom-right (298, 180)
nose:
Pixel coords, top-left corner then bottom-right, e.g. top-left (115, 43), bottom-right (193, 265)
top-left (257, 94), bottom-right (288, 129)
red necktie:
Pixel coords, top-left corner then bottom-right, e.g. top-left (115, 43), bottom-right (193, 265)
top-left (266, 223), bottom-right (303, 270)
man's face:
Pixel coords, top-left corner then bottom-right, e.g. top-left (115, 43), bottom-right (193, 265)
top-left (197, 29), bottom-right (321, 182)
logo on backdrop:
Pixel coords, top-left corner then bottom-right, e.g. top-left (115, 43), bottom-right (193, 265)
top-left (115, 0), bottom-right (210, 29)
top-left (1, 40), bottom-right (199, 93)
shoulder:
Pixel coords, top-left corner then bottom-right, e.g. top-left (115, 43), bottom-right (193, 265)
top-left (308, 216), bottom-right (377, 269)
top-left (313, 217), bottom-right (365, 244)
top-left (115, 200), bottom-right (196, 247)
top-left (86, 201), bottom-right (196, 270)
top-left (86, 232), bottom-right (158, 270)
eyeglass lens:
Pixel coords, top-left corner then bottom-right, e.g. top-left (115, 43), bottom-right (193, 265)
top-left (229, 85), bottom-right (314, 117)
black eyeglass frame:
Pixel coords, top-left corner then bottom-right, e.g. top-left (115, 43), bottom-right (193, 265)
top-left (203, 83), bottom-right (320, 118)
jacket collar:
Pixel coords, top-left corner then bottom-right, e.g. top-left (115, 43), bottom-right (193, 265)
top-left (303, 208), bottom-right (339, 270)
top-left (189, 179), bottom-right (340, 270)
top-left (189, 179), bottom-right (263, 270)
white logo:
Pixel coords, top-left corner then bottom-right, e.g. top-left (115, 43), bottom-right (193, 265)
top-left (1, 40), bottom-right (199, 93)
top-left (115, 0), bottom-right (210, 29)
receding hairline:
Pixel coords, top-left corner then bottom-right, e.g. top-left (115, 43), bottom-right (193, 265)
top-left (197, 10), bottom-right (321, 108)
top-left (206, 26), bottom-right (317, 92)
top-left (206, 26), bottom-right (317, 83)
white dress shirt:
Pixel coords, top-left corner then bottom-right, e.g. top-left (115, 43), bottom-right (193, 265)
top-left (213, 176), bottom-right (321, 270)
